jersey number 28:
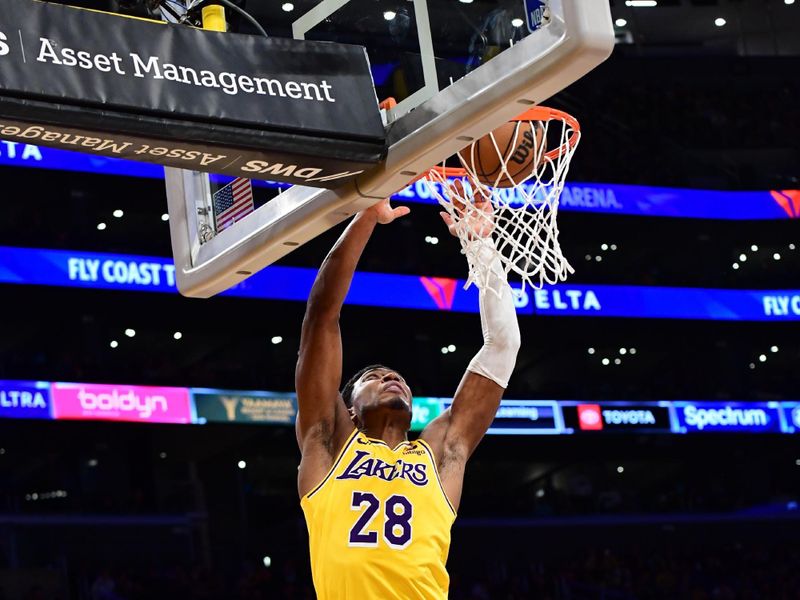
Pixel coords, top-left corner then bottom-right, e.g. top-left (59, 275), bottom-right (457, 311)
top-left (349, 491), bottom-right (412, 549)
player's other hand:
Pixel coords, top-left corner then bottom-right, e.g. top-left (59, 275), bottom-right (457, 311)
top-left (439, 178), bottom-right (495, 240)
top-left (366, 198), bottom-right (411, 225)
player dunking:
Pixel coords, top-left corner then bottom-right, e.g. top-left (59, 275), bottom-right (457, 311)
top-left (295, 191), bottom-right (520, 599)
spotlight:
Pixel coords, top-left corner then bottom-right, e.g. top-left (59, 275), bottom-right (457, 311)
top-left (238, 460), bottom-right (247, 469)
top-left (749, 363), bottom-right (755, 370)
top-left (739, 254), bottom-right (747, 262)
top-left (110, 340), bottom-right (119, 349)
top-left (732, 263), bottom-right (739, 270)
top-left (588, 348), bottom-right (595, 355)
top-left (281, 2), bottom-right (294, 11)
top-left (614, 358), bottom-right (622, 365)
top-left (617, 466), bottom-right (624, 473)
top-left (88, 459), bottom-right (98, 467)
top-left (271, 336), bottom-right (283, 344)
top-left (602, 358), bottom-right (610, 366)
top-left (441, 347), bottom-right (449, 354)
top-left (159, 452), bottom-right (167, 459)
top-left (535, 489), bottom-right (545, 498)
top-left (511, 18), bottom-right (524, 27)
top-left (601, 243), bottom-right (608, 251)
top-left (383, 10), bottom-right (396, 20)
top-left (173, 332), bottom-right (183, 340)
top-left (629, 348), bottom-right (637, 354)
top-left (714, 17), bottom-right (726, 27)
top-left (610, 244), bottom-right (617, 251)
top-left (595, 256), bottom-right (602, 262)
top-left (625, 0), bottom-right (657, 6)
top-left (161, 213), bottom-right (170, 221)
top-left (113, 209), bottom-right (124, 218)
top-left (615, 18), bottom-right (627, 27)
top-left (759, 354), bottom-right (767, 363)
top-left (263, 556), bottom-right (272, 568)
top-left (448, 344), bottom-right (456, 352)
top-left (97, 222), bottom-right (107, 230)
top-left (751, 244), bottom-right (759, 251)
top-left (774, 253), bottom-right (782, 260)
top-left (125, 328), bottom-right (136, 338)
top-left (771, 345), bottom-right (779, 353)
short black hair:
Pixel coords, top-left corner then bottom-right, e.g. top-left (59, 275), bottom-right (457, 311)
top-left (341, 364), bottom-right (393, 408)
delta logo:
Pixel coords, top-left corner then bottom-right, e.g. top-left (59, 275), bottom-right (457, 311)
top-left (577, 404), bottom-right (603, 431)
top-left (770, 190), bottom-right (800, 218)
top-left (420, 277), bottom-right (457, 310)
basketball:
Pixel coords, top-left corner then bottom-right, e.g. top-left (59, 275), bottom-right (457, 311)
top-left (459, 120), bottom-right (546, 188)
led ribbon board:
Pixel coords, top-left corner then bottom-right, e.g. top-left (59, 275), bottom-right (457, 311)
top-left (0, 0), bottom-right (385, 187)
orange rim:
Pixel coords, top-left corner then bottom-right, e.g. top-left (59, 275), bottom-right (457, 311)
top-left (426, 106), bottom-right (580, 180)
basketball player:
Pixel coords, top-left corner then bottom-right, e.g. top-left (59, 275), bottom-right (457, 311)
top-left (295, 192), bottom-right (520, 599)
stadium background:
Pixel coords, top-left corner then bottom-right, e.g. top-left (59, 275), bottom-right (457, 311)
top-left (0, 0), bottom-right (798, 598)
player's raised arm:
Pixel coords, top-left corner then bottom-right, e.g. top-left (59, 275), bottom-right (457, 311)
top-left (420, 184), bottom-right (520, 505)
top-left (295, 200), bottom-right (411, 456)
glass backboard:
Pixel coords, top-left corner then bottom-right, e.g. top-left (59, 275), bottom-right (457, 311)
top-left (166, 0), bottom-right (614, 297)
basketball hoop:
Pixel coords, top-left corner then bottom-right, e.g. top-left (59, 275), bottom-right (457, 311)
top-left (421, 106), bottom-right (581, 294)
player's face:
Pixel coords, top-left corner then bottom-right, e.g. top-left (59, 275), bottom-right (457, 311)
top-left (352, 368), bottom-right (412, 415)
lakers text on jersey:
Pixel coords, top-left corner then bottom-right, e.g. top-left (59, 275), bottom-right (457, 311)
top-left (301, 429), bottom-right (457, 600)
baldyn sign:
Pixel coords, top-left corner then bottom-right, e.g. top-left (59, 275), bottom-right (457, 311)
top-left (0, 1), bottom-right (386, 187)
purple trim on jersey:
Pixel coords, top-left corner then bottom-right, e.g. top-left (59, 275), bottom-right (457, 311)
top-left (416, 440), bottom-right (457, 517)
top-left (305, 427), bottom-right (359, 500)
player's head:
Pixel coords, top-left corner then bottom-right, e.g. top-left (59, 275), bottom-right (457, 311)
top-left (342, 364), bottom-right (412, 428)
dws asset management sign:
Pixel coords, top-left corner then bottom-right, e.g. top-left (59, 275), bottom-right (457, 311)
top-left (0, 1), bottom-right (385, 187)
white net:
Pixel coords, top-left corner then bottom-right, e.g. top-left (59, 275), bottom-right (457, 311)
top-left (423, 107), bottom-right (580, 295)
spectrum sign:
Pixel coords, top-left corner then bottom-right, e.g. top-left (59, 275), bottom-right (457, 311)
top-left (51, 382), bottom-right (192, 424)
top-left (673, 402), bottom-right (783, 434)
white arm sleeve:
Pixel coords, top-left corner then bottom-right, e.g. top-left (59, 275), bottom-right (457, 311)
top-left (465, 240), bottom-right (521, 389)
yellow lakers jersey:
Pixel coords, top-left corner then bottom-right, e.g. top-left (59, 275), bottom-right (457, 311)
top-left (301, 429), bottom-right (457, 599)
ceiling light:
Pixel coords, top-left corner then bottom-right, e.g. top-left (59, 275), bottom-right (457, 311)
top-left (601, 243), bottom-right (608, 251)
top-left (614, 358), bottom-right (622, 365)
top-left (263, 556), bottom-right (272, 568)
top-left (790, 243), bottom-right (796, 250)
top-left (714, 17), bottom-right (726, 27)
top-left (625, 0), bottom-right (657, 6)
top-left (383, 10), bottom-right (396, 20)
top-left (751, 244), bottom-right (759, 251)
top-left (732, 263), bottom-right (739, 270)
top-left (786, 0), bottom-right (795, 5)
top-left (585, 254), bottom-right (592, 261)
top-left (619, 348), bottom-right (627, 355)
top-left (774, 253), bottom-right (782, 260)
top-left (759, 354), bottom-right (767, 362)
top-left (595, 256), bottom-right (602, 262)
top-left (88, 459), bottom-right (98, 467)
top-left (511, 18), bottom-right (524, 27)
top-left (110, 340), bottom-right (118, 349)
top-left (113, 209), bottom-right (124, 218)
top-left (161, 213), bottom-right (169, 222)
top-left (617, 466), bottom-right (624, 473)
top-left (125, 328), bottom-right (136, 338)
top-left (159, 452), bottom-right (167, 459)
top-left (749, 363), bottom-right (755, 370)
top-left (739, 254), bottom-right (747, 262)
top-left (173, 332), bottom-right (183, 340)
top-left (238, 460), bottom-right (246, 469)
top-left (459, 0), bottom-right (473, 3)
top-left (281, 2), bottom-right (294, 11)
top-left (441, 347), bottom-right (449, 354)
top-left (535, 488), bottom-right (545, 498)
top-left (97, 222), bottom-right (107, 230)
top-left (601, 358), bottom-right (610, 366)
top-left (610, 244), bottom-right (617, 251)
top-left (615, 18), bottom-right (627, 27)
top-left (629, 348), bottom-right (637, 354)
top-left (771, 345), bottom-right (779, 353)
top-left (448, 344), bottom-right (456, 352)
top-left (588, 347), bottom-right (595, 355)
top-left (271, 336), bottom-right (283, 344)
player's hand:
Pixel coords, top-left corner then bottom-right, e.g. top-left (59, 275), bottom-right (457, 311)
top-left (439, 179), bottom-right (495, 239)
top-left (366, 198), bottom-right (411, 225)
